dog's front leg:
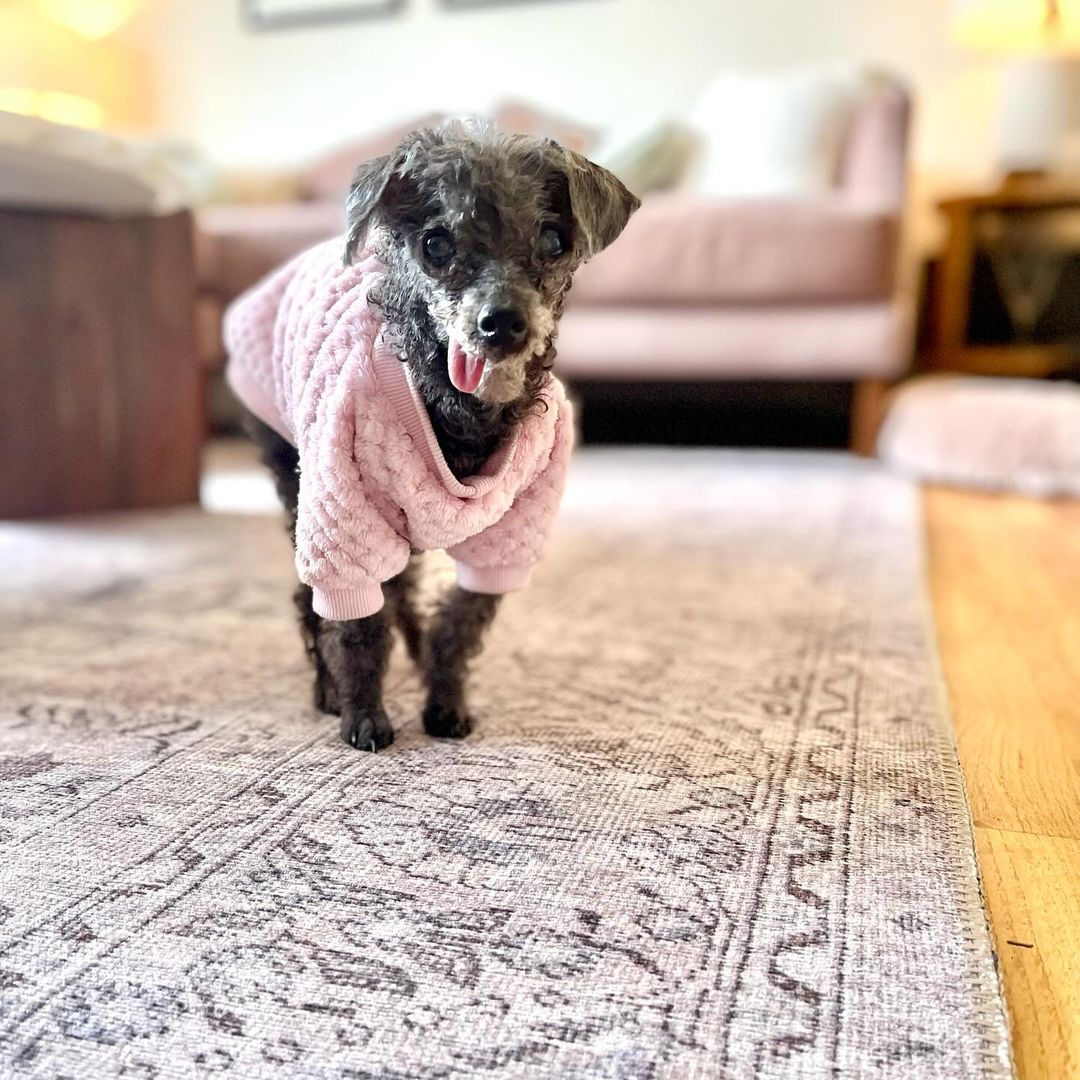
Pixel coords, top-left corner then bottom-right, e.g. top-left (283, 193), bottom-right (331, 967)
top-left (423, 587), bottom-right (500, 739)
top-left (320, 613), bottom-right (394, 751)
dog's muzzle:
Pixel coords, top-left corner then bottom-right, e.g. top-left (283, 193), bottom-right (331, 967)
top-left (446, 305), bottom-right (528, 396)
top-left (446, 287), bottom-right (539, 403)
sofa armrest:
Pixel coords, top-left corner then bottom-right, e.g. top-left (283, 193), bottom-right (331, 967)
top-left (195, 201), bottom-right (342, 300)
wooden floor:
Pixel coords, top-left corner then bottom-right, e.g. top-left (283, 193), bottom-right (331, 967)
top-left (926, 488), bottom-right (1080, 1080)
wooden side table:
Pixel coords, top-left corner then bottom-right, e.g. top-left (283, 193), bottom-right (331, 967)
top-left (933, 175), bottom-right (1080, 377)
top-left (0, 209), bottom-right (203, 518)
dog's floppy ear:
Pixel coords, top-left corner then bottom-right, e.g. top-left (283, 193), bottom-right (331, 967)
top-left (558, 146), bottom-right (640, 261)
top-left (343, 152), bottom-right (398, 265)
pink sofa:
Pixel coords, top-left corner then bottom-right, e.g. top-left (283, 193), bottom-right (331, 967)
top-left (195, 84), bottom-right (910, 450)
top-left (558, 79), bottom-right (911, 452)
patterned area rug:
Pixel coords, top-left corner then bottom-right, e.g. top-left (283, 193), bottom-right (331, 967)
top-left (0, 450), bottom-right (1013, 1079)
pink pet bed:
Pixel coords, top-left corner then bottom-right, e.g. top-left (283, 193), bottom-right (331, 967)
top-left (878, 375), bottom-right (1080, 498)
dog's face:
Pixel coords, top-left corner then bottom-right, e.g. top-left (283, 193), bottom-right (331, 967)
top-left (344, 122), bottom-right (639, 408)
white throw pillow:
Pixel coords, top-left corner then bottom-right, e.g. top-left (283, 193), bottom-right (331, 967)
top-left (590, 118), bottom-right (697, 196)
top-left (687, 67), bottom-right (867, 199)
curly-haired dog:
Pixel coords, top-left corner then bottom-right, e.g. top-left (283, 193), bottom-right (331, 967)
top-left (226, 121), bottom-right (638, 750)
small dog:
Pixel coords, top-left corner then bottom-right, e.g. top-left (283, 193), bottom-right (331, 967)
top-left (237, 121), bottom-right (638, 750)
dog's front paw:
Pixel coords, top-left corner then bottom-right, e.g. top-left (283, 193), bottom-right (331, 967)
top-left (340, 706), bottom-right (394, 752)
top-left (422, 700), bottom-right (474, 739)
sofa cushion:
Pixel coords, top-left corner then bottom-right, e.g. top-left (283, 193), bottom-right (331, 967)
top-left (568, 192), bottom-right (899, 306)
top-left (195, 202), bottom-right (342, 299)
top-left (555, 302), bottom-right (909, 380)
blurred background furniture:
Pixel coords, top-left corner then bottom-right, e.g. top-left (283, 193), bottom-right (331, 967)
top-left (879, 374), bottom-right (1080, 495)
top-left (193, 76), bottom-right (912, 453)
top-left (0, 113), bottom-right (201, 518)
top-left (558, 77), bottom-right (911, 455)
top-left (0, 204), bottom-right (201, 517)
top-left (931, 174), bottom-right (1080, 378)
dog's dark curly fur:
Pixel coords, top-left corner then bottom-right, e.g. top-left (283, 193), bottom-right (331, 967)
top-left (246, 121), bottom-right (638, 749)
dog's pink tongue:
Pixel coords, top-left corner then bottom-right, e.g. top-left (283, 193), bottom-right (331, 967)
top-left (448, 340), bottom-right (485, 394)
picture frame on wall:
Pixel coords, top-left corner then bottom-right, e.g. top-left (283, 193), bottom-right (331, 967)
top-left (441, 0), bottom-right (585, 7)
top-left (243, 0), bottom-right (404, 31)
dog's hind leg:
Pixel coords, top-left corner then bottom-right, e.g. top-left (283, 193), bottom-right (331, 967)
top-left (422, 587), bottom-right (500, 739)
top-left (242, 411), bottom-right (339, 714)
top-left (383, 555), bottom-right (424, 667)
top-left (243, 412), bottom-right (301, 536)
top-left (294, 583), bottom-right (339, 715)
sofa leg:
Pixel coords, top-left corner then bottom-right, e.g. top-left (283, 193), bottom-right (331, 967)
top-left (850, 379), bottom-right (888, 457)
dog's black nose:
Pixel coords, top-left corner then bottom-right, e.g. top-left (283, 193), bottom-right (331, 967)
top-left (477, 306), bottom-right (528, 351)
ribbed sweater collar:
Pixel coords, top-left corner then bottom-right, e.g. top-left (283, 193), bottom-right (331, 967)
top-left (371, 335), bottom-right (520, 500)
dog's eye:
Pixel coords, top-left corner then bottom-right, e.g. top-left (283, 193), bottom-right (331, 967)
top-left (422, 229), bottom-right (455, 268)
top-left (538, 224), bottom-right (567, 260)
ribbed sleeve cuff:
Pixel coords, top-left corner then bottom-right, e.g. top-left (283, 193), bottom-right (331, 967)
top-left (455, 563), bottom-right (533, 595)
top-left (312, 583), bottom-right (385, 620)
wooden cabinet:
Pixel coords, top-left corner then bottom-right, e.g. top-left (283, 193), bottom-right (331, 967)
top-left (0, 209), bottom-right (203, 517)
top-left (933, 176), bottom-right (1080, 378)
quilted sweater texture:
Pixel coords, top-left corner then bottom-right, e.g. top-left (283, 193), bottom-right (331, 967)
top-left (224, 238), bottom-right (574, 621)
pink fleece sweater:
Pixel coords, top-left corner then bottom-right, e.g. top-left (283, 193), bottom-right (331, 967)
top-left (224, 238), bottom-right (573, 621)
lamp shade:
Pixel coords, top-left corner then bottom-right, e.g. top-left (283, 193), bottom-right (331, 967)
top-left (953, 0), bottom-right (1080, 52)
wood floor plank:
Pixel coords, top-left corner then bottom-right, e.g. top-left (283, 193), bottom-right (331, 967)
top-left (926, 487), bottom-right (1080, 1080)
top-left (974, 828), bottom-right (1080, 1080)
top-left (925, 488), bottom-right (1080, 840)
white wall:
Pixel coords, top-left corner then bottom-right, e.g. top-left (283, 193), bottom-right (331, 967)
top-left (123, 0), bottom-right (1000, 185)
